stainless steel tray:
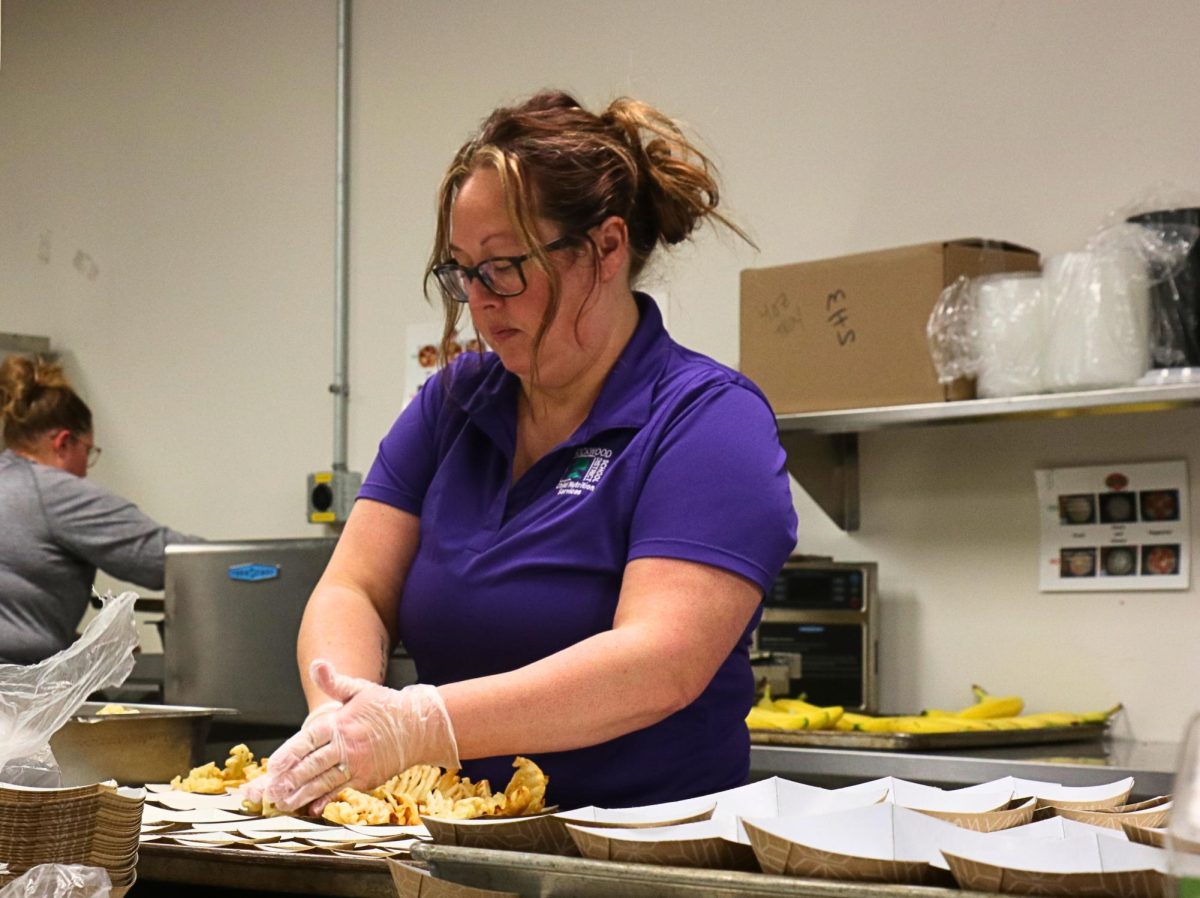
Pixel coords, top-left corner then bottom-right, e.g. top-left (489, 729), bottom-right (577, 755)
top-left (748, 724), bottom-right (1108, 751)
top-left (411, 844), bottom-right (1005, 898)
top-left (50, 702), bottom-right (237, 786)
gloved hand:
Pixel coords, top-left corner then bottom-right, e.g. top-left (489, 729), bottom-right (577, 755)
top-left (263, 659), bottom-right (459, 815)
top-left (235, 699), bottom-right (342, 810)
top-left (303, 700), bottom-right (343, 727)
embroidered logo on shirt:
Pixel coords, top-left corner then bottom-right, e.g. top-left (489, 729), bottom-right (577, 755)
top-left (556, 447), bottom-right (612, 496)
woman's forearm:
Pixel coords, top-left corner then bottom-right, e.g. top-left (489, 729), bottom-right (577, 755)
top-left (294, 500), bottom-right (419, 711)
top-left (297, 584), bottom-right (394, 709)
top-left (438, 623), bottom-right (697, 759)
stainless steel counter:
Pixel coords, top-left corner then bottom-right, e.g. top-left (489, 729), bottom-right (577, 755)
top-left (750, 737), bottom-right (1178, 798)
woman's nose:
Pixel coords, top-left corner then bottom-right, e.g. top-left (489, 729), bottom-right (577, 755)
top-left (466, 277), bottom-right (500, 309)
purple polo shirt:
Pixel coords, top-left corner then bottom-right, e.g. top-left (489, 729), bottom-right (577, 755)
top-left (360, 294), bottom-right (796, 809)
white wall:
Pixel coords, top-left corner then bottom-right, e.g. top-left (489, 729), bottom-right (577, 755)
top-left (2, 0), bottom-right (1198, 741)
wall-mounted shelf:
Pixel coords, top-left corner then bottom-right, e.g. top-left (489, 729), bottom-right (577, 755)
top-left (0, 332), bottom-right (51, 355)
top-left (777, 382), bottom-right (1200, 531)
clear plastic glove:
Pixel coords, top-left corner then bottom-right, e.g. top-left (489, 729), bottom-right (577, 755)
top-left (303, 700), bottom-right (342, 727)
top-left (236, 700), bottom-right (342, 812)
top-left (263, 659), bottom-right (459, 815)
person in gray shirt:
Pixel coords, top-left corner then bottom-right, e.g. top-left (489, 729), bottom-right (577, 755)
top-left (0, 354), bottom-right (200, 664)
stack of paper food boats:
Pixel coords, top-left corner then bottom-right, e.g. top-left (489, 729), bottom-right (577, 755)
top-left (0, 780), bottom-right (144, 895)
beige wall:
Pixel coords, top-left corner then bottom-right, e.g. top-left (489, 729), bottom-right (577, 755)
top-left (2, 0), bottom-right (1198, 740)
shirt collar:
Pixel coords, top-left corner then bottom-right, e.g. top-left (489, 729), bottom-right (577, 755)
top-left (572, 292), bottom-right (670, 442)
top-left (459, 292), bottom-right (672, 451)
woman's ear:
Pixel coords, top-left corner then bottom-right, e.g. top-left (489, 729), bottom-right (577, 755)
top-left (591, 216), bottom-right (629, 283)
top-left (49, 429), bottom-right (73, 454)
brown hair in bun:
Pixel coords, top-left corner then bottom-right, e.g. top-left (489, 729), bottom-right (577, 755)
top-left (0, 354), bottom-right (92, 450)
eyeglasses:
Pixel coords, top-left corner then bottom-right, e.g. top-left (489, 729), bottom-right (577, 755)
top-left (432, 235), bottom-right (575, 304)
top-left (71, 434), bottom-right (101, 469)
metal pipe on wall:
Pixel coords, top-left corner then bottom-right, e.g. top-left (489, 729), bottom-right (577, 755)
top-left (331, 0), bottom-right (351, 472)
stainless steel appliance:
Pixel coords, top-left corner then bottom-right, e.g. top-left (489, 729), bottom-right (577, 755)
top-left (163, 538), bottom-right (337, 726)
top-left (754, 557), bottom-right (878, 712)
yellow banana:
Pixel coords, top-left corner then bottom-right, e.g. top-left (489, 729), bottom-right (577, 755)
top-left (773, 698), bottom-right (824, 715)
top-left (960, 684), bottom-right (1025, 719)
top-left (837, 712), bottom-right (873, 731)
top-left (775, 703), bottom-right (844, 729)
top-left (1079, 703), bottom-right (1124, 724)
top-left (920, 708), bottom-right (958, 718)
top-left (958, 695), bottom-right (1024, 719)
top-left (746, 707), bottom-right (812, 730)
top-left (755, 682), bottom-right (777, 710)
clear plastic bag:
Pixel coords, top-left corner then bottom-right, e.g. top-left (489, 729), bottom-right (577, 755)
top-left (0, 593), bottom-right (138, 787)
top-left (926, 275), bottom-right (980, 386)
top-left (1041, 230), bottom-right (1153, 392)
top-left (1113, 187), bottom-right (1200, 369)
top-left (0, 865), bottom-right (111, 898)
top-left (927, 272), bottom-right (1048, 398)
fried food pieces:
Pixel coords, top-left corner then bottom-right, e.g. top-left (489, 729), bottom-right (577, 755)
top-left (170, 743), bottom-right (269, 794)
top-left (322, 756), bottom-right (548, 825)
top-left (95, 704), bottom-right (139, 715)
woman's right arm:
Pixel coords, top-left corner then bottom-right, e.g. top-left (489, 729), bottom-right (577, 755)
top-left (295, 498), bottom-right (420, 710)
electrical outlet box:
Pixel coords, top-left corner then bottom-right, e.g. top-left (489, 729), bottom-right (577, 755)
top-left (306, 469), bottom-right (362, 524)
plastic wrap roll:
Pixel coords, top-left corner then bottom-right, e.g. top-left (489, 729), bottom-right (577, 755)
top-left (1042, 249), bottom-right (1151, 391)
top-left (975, 273), bottom-right (1047, 398)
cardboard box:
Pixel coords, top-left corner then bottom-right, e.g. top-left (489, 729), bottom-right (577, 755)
top-left (739, 239), bottom-right (1040, 413)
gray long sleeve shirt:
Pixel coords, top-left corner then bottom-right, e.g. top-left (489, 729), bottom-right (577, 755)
top-left (0, 449), bottom-right (200, 664)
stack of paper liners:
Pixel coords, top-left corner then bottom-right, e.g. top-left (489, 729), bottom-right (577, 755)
top-left (0, 780), bottom-right (144, 895)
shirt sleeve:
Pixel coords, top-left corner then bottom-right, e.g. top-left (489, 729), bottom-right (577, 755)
top-left (358, 372), bottom-right (445, 515)
top-left (38, 473), bottom-right (201, 591)
top-left (627, 381), bottom-right (798, 593)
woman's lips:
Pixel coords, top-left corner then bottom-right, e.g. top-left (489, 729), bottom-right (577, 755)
top-left (490, 327), bottom-right (520, 344)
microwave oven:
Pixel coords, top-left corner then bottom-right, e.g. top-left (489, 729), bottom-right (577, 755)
top-left (753, 557), bottom-right (878, 713)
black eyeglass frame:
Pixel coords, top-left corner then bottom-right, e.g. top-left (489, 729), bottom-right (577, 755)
top-left (432, 235), bottom-right (576, 304)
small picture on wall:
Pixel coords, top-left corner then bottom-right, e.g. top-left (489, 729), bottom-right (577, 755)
top-left (1036, 461), bottom-right (1189, 592)
top-left (1140, 489), bottom-right (1181, 522)
top-left (1058, 494), bottom-right (1096, 525)
top-left (1100, 546), bottom-right (1137, 576)
top-left (1142, 544), bottom-right (1181, 576)
top-left (1060, 547), bottom-right (1097, 578)
top-left (1098, 492), bottom-right (1137, 524)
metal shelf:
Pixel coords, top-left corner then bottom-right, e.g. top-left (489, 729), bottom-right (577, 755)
top-left (0, 332), bottom-right (50, 355)
top-left (778, 382), bottom-right (1200, 531)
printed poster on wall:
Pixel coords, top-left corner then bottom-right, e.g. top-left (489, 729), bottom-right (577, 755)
top-left (403, 323), bottom-right (484, 409)
top-left (1035, 460), bottom-right (1189, 592)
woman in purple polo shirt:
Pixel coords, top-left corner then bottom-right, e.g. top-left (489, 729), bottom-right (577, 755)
top-left (261, 90), bottom-right (798, 813)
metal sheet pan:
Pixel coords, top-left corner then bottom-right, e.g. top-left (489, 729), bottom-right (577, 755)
top-left (49, 702), bottom-right (237, 786)
top-left (748, 724), bottom-right (1108, 751)
top-left (411, 843), bottom-right (1005, 898)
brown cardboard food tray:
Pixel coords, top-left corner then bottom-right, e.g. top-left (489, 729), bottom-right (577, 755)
top-left (411, 842), bottom-right (1006, 898)
top-left (389, 858), bottom-right (519, 898)
top-left (748, 723), bottom-right (1108, 751)
top-left (942, 850), bottom-right (1165, 898)
top-left (914, 798), bottom-right (1037, 833)
top-left (420, 810), bottom-right (577, 856)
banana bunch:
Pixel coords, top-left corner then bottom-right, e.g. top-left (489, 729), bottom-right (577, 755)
top-left (745, 687), bottom-right (844, 731)
top-left (833, 685), bottom-right (1122, 735)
